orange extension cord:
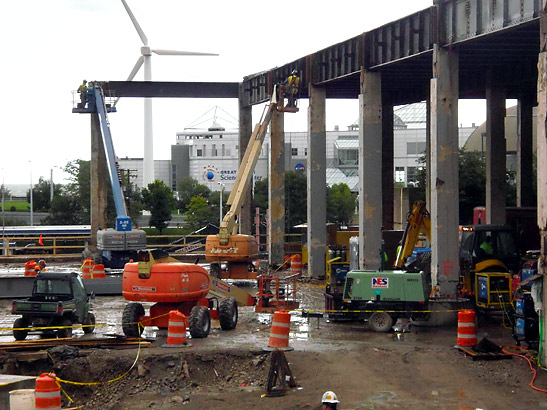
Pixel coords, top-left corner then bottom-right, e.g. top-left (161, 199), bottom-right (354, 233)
top-left (502, 346), bottom-right (547, 393)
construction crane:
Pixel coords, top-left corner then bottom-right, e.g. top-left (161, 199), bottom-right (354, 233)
top-left (205, 83), bottom-right (299, 279)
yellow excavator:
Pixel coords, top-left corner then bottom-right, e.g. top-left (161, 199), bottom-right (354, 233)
top-left (205, 82), bottom-right (299, 279)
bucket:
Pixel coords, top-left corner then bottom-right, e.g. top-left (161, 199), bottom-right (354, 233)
top-left (9, 389), bottom-right (35, 410)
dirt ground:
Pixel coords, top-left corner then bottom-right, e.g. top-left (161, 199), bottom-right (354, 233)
top-left (2, 280), bottom-right (547, 409)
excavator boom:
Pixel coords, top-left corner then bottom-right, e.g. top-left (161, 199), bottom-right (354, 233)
top-left (394, 200), bottom-right (431, 268)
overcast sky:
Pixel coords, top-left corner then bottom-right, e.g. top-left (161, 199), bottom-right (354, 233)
top-left (0, 0), bottom-right (487, 185)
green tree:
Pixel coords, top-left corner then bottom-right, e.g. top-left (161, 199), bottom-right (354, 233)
top-left (44, 192), bottom-right (85, 225)
top-left (184, 196), bottom-right (216, 231)
top-left (176, 177), bottom-right (211, 212)
top-left (327, 183), bottom-right (357, 226)
top-left (253, 178), bottom-right (268, 210)
top-left (64, 160), bottom-right (92, 223)
top-left (285, 171), bottom-right (307, 232)
top-left (415, 149), bottom-right (518, 224)
top-left (142, 180), bottom-right (176, 233)
top-left (27, 177), bottom-right (63, 212)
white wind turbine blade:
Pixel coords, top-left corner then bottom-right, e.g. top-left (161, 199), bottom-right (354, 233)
top-left (121, 0), bottom-right (148, 45)
top-left (113, 56), bottom-right (144, 107)
top-left (127, 55), bottom-right (144, 81)
top-left (152, 49), bottom-right (218, 56)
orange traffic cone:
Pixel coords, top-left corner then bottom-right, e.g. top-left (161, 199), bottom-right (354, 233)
top-left (162, 310), bottom-right (190, 348)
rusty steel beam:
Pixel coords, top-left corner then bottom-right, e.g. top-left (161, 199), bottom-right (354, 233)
top-left (100, 81), bottom-right (239, 98)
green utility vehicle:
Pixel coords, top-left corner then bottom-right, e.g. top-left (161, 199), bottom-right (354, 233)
top-left (12, 272), bottom-right (95, 340)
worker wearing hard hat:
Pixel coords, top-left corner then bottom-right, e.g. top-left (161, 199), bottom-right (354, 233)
top-left (322, 391), bottom-right (340, 409)
top-left (77, 79), bottom-right (88, 108)
top-left (284, 70), bottom-right (300, 108)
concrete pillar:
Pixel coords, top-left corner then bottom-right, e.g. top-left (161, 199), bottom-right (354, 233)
top-left (90, 113), bottom-right (108, 256)
top-left (307, 84), bottom-right (327, 278)
top-left (517, 94), bottom-right (534, 207)
top-left (536, 1), bottom-right (547, 366)
top-left (268, 108), bottom-right (285, 265)
top-left (358, 69), bottom-right (383, 270)
top-left (382, 104), bottom-right (394, 231)
top-left (485, 72), bottom-right (507, 224)
top-left (430, 46), bottom-right (459, 297)
top-left (425, 90), bottom-right (432, 208)
top-left (238, 85), bottom-right (253, 234)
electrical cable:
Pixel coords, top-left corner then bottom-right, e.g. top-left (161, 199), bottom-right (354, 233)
top-left (502, 345), bottom-right (547, 393)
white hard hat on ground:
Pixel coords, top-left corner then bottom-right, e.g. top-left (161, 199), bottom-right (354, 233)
top-left (322, 391), bottom-right (340, 404)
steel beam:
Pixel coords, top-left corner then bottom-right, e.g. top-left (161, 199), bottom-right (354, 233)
top-left (358, 69), bottom-right (383, 270)
top-left (100, 81), bottom-right (239, 98)
top-left (430, 46), bottom-right (460, 298)
top-left (307, 85), bottom-right (327, 278)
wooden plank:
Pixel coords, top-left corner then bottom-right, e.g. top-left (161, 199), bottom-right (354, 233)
top-left (457, 346), bottom-right (512, 361)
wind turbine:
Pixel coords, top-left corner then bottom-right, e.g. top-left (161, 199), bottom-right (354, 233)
top-left (120, 0), bottom-right (218, 187)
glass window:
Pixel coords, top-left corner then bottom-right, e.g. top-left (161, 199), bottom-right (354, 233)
top-left (35, 279), bottom-right (71, 295)
top-left (407, 142), bottom-right (426, 155)
top-left (196, 149), bottom-right (203, 157)
top-left (395, 167), bottom-right (405, 183)
top-left (292, 148), bottom-right (298, 156)
top-left (407, 167), bottom-right (417, 184)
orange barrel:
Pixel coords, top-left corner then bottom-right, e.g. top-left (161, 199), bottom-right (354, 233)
top-left (163, 310), bottom-right (188, 348)
top-left (24, 260), bottom-right (37, 277)
top-left (457, 309), bottom-right (477, 347)
top-left (35, 372), bottom-right (61, 410)
top-left (91, 264), bottom-right (106, 279)
top-left (290, 254), bottom-right (302, 275)
top-left (264, 310), bottom-right (293, 351)
top-left (81, 258), bottom-right (93, 279)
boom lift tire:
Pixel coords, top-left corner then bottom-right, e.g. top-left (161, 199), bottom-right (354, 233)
top-left (122, 302), bottom-right (145, 338)
top-left (189, 305), bottom-right (211, 338)
top-left (57, 319), bottom-right (73, 339)
top-left (368, 312), bottom-right (394, 333)
top-left (13, 317), bottom-right (29, 341)
top-left (219, 297), bottom-right (238, 330)
top-left (83, 312), bottom-right (96, 334)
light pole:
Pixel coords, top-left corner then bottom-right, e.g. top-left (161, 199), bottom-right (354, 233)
top-left (218, 182), bottom-right (225, 226)
top-left (29, 161), bottom-right (33, 227)
top-left (50, 165), bottom-right (61, 203)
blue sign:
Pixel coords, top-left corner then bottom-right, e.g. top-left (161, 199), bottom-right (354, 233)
top-left (295, 163), bottom-right (305, 171)
top-left (116, 217), bottom-right (132, 232)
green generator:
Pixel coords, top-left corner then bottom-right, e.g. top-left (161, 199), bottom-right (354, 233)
top-left (343, 270), bottom-right (428, 302)
top-left (334, 270), bottom-right (430, 331)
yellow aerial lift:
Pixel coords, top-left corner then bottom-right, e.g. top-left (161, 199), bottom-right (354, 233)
top-left (205, 82), bottom-right (299, 279)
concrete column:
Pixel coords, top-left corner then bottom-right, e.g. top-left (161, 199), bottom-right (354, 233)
top-left (425, 90), bottom-right (431, 208)
top-left (90, 113), bottom-right (108, 256)
top-left (382, 104), bottom-right (394, 231)
top-left (307, 84), bottom-right (327, 278)
top-left (485, 73), bottom-right (507, 224)
top-left (238, 85), bottom-right (253, 234)
top-left (430, 46), bottom-right (459, 297)
top-left (268, 108), bottom-right (285, 265)
top-left (517, 94), bottom-right (534, 207)
top-left (536, 1), bottom-right (547, 365)
top-left (358, 69), bottom-right (383, 270)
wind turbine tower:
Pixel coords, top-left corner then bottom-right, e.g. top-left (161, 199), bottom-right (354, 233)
top-left (120, 0), bottom-right (218, 187)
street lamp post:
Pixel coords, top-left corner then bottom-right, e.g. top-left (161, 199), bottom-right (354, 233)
top-left (218, 182), bottom-right (225, 226)
top-left (29, 161), bottom-right (33, 227)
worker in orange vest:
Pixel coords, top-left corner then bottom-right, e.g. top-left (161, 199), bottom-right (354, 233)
top-left (77, 80), bottom-right (88, 108)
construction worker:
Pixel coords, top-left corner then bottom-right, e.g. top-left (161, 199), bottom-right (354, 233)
top-left (38, 259), bottom-right (47, 271)
top-left (77, 79), bottom-right (88, 108)
top-left (322, 390), bottom-right (340, 409)
top-left (284, 70), bottom-right (300, 108)
top-left (480, 235), bottom-right (493, 257)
